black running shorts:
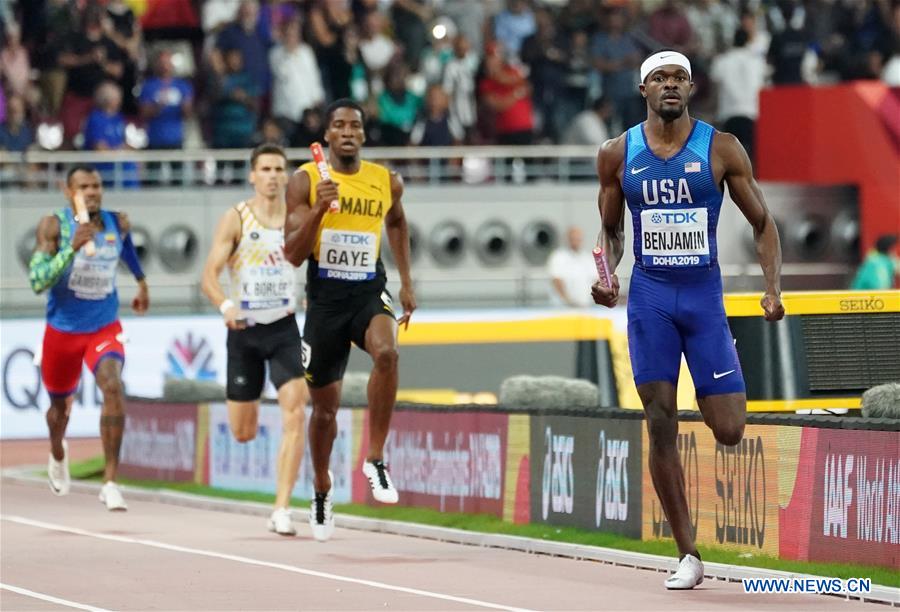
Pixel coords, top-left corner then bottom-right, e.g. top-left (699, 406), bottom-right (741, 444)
top-left (302, 290), bottom-right (396, 388)
top-left (226, 314), bottom-right (304, 401)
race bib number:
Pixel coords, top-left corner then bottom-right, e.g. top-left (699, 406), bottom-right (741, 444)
top-left (640, 208), bottom-right (710, 268)
top-left (67, 250), bottom-right (116, 300)
top-left (239, 265), bottom-right (293, 311)
top-left (318, 229), bottom-right (377, 281)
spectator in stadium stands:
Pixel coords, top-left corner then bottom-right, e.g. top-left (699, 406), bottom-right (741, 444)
top-left (521, 7), bottom-right (567, 142)
top-left (140, 50), bottom-right (193, 150)
top-left (442, 34), bottom-right (478, 143)
top-left (103, 0), bottom-right (142, 117)
top-left (390, 0), bottom-right (432, 70)
top-left (0, 94), bottom-right (33, 152)
top-left (1, 23), bottom-right (30, 100)
top-left (308, 0), bottom-right (354, 101)
top-left (256, 116), bottom-right (290, 148)
top-left (647, 0), bottom-right (696, 56)
top-left (83, 81), bottom-right (137, 187)
top-left (442, 0), bottom-right (488, 56)
top-left (478, 42), bottom-right (534, 146)
top-left (684, 0), bottom-right (738, 62)
top-left (292, 106), bottom-right (325, 148)
top-left (591, 8), bottom-right (641, 131)
top-left (420, 23), bottom-right (455, 87)
top-left (410, 84), bottom-right (463, 146)
top-left (740, 8), bottom-right (771, 58)
top-left (139, 0), bottom-right (200, 40)
top-left (359, 10), bottom-right (398, 91)
top-left (558, 0), bottom-right (597, 36)
top-left (547, 226), bottom-right (597, 308)
top-left (215, 1), bottom-right (271, 97)
top-left (767, 3), bottom-right (817, 84)
top-left (492, 0), bottom-right (536, 60)
top-left (561, 96), bottom-right (611, 146)
top-left (209, 47), bottom-right (260, 149)
top-left (270, 17), bottom-right (324, 141)
top-left (558, 30), bottom-right (592, 131)
top-left (377, 60), bottom-right (422, 146)
top-left (58, 6), bottom-right (126, 145)
top-left (851, 234), bottom-right (899, 290)
top-left (202, 0), bottom-right (239, 35)
top-left (31, 0), bottom-right (73, 119)
top-left (710, 28), bottom-right (766, 164)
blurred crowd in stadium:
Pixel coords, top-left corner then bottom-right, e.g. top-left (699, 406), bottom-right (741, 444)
top-left (0, 0), bottom-right (898, 156)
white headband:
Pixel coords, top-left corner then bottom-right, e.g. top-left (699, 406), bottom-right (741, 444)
top-left (640, 51), bottom-right (692, 83)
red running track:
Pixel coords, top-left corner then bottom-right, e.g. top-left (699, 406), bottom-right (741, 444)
top-left (0, 477), bottom-right (882, 612)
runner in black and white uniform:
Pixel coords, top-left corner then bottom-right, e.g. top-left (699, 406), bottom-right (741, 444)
top-left (201, 144), bottom-right (308, 536)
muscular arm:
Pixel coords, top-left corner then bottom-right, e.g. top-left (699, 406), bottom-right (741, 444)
top-left (717, 132), bottom-right (784, 320)
top-left (597, 135), bottom-right (627, 273)
top-left (200, 207), bottom-right (241, 309)
top-left (384, 172), bottom-right (417, 325)
top-left (28, 215), bottom-right (73, 294)
top-left (284, 169), bottom-right (329, 267)
top-left (385, 173), bottom-right (412, 288)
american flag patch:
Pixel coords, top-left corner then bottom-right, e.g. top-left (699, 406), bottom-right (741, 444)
top-left (685, 162), bottom-right (701, 173)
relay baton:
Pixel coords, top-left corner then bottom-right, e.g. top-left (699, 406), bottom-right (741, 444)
top-left (72, 192), bottom-right (96, 256)
top-left (309, 142), bottom-right (340, 212)
top-left (592, 247), bottom-right (612, 289)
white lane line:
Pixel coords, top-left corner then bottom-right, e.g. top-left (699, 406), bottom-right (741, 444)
top-left (2, 515), bottom-right (534, 612)
top-left (0, 583), bottom-right (112, 612)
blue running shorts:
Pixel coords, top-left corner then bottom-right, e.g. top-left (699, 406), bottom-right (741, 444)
top-left (626, 265), bottom-right (745, 397)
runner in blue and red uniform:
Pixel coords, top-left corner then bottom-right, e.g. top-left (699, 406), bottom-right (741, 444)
top-left (591, 51), bottom-right (785, 589)
top-left (29, 165), bottom-right (149, 511)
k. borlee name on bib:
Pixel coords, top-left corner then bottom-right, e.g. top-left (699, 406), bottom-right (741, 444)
top-left (319, 229), bottom-right (377, 280)
top-left (640, 208), bottom-right (710, 267)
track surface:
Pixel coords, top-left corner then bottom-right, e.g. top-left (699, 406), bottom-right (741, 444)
top-left (0, 440), bottom-right (882, 611)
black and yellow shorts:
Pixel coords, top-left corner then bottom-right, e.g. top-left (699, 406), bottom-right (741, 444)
top-left (302, 290), bottom-right (396, 388)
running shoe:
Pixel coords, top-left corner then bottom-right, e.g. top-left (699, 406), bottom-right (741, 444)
top-left (362, 459), bottom-right (399, 504)
top-left (99, 481), bottom-right (128, 511)
top-left (48, 440), bottom-right (70, 496)
top-left (268, 507), bottom-right (297, 536)
top-left (665, 554), bottom-right (704, 589)
top-left (309, 471), bottom-right (334, 542)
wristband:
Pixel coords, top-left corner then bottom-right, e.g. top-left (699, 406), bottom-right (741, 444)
top-left (219, 299), bottom-right (235, 315)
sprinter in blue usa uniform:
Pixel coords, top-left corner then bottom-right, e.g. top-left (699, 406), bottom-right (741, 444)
top-left (591, 51), bottom-right (785, 589)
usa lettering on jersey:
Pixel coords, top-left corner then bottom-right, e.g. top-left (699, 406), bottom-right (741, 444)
top-left (641, 178), bottom-right (694, 206)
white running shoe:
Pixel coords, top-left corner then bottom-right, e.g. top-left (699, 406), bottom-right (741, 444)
top-left (309, 471), bottom-right (334, 542)
top-left (48, 440), bottom-right (70, 496)
top-left (99, 481), bottom-right (128, 511)
top-left (362, 459), bottom-right (399, 504)
top-left (268, 507), bottom-right (296, 536)
top-left (665, 554), bottom-right (704, 589)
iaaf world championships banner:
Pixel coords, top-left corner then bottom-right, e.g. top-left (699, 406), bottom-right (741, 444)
top-left (353, 410), bottom-right (512, 517)
top-left (780, 428), bottom-right (899, 568)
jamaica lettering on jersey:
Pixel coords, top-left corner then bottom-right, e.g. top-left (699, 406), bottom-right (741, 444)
top-left (622, 120), bottom-right (723, 272)
top-left (228, 201), bottom-right (295, 325)
top-left (300, 159), bottom-right (392, 302)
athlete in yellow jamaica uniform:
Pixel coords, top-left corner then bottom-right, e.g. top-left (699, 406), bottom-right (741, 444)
top-left (284, 99), bottom-right (417, 542)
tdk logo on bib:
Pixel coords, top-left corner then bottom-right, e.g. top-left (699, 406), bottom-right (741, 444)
top-left (651, 211), bottom-right (697, 224)
top-left (330, 233), bottom-right (374, 246)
